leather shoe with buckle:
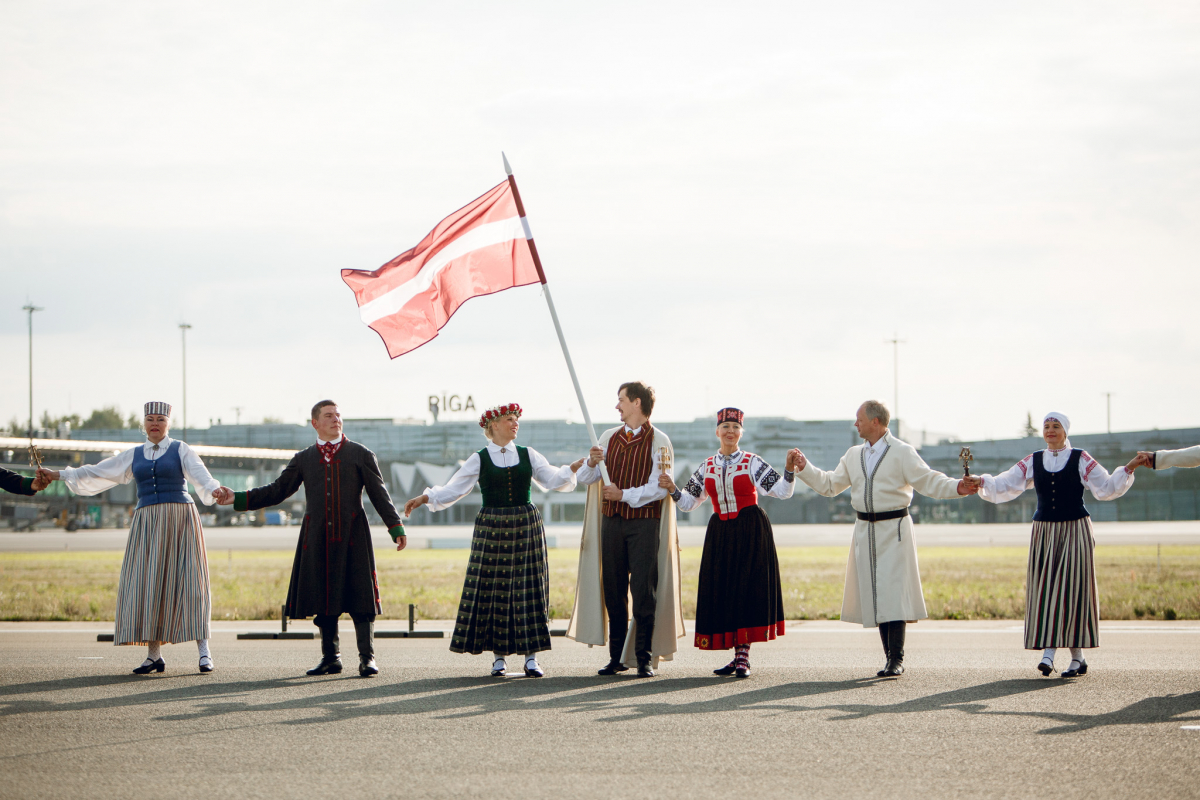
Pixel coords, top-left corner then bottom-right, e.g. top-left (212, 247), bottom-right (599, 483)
top-left (713, 661), bottom-right (737, 676)
top-left (524, 658), bottom-right (544, 678)
top-left (1061, 661), bottom-right (1088, 678)
top-left (597, 660), bottom-right (629, 676)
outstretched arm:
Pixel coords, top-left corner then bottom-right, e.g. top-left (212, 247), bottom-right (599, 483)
top-left (660, 464), bottom-right (706, 512)
top-left (1147, 445), bottom-right (1200, 471)
top-left (904, 449), bottom-right (973, 499)
top-left (235, 454), bottom-right (303, 512)
top-left (796, 452), bottom-right (853, 497)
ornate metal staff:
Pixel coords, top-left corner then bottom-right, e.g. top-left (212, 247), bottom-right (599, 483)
top-left (958, 446), bottom-right (974, 477)
top-left (659, 446), bottom-right (672, 477)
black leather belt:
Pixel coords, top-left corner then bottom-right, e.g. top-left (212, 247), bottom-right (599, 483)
top-left (856, 508), bottom-right (908, 523)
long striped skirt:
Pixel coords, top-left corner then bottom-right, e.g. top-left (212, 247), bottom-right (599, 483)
top-left (450, 503), bottom-right (551, 656)
top-left (1024, 517), bottom-right (1099, 650)
top-left (114, 502), bottom-right (211, 646)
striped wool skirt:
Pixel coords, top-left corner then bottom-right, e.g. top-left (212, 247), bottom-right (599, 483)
top-left (114, 502), bottom-right (211, 646)
top-left (451, 503), bottom-right (551, 656)
top-left (1024, 517), bottom-right (1099, 650)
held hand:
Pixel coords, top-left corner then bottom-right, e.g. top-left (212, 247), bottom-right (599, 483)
top-left (570, 457), bottom-right (585, 474)
top-left (962, 475), bottom-right (983, 489)
top-left (785, 449), bottom-right (804, 472)
top-left (36, 468), bottom-right (59, 483)
top-left (1137, 450), bottom-right (1155, 466)
top-left (956, 478), bottom-right (980, 496)
top-left (213, 487), bottom-right (235, 505)
top-left (1126, 453), bottom-right (1151, 472)
top-left (30, 474), bottom-right (49, 491)
top-left (602, 484), bottom-right (624, 502)
top-left (658, 472), bottom-right (677, 494)
top-left (396, 535), bottom-right (407, 552)
top-left (587, 446), bottom-right (604, 468)
top-left (404, 495), bottom-right (429, 516)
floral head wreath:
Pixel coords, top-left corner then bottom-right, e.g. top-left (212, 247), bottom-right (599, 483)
top-left (479, 403), bottom-right (523, 429)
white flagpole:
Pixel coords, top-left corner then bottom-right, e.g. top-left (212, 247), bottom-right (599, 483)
top-left (503, 152), bottom-right (610, 484)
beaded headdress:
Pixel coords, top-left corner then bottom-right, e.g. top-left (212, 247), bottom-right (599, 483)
top-left (717, 407), bottom-right (744, 426)
top-left (144, 401), bottom-right (172, 417)
top-left (479, 403), bottom-right (522, 429)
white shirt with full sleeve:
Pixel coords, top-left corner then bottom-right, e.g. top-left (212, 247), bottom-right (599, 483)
top-left (674, 451), bottom-right (794, 513)
top-left (979, 445), bottom-right (1134, 504)
top-left (576, 425), bottom-right (669, 509)
top-left (795, 431), bottom-right (965, 628)
top-left (58, 437), bottom-right (221, 506)
top-left (423, 442), bottom-right (577, 511)
top-left (1155, 445), bottom-right (1200, 471)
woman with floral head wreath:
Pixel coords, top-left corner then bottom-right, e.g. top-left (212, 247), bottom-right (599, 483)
top-left (658, 408), bottom-right (802, 678)
top-left (405, 403), bottom-right (584, 677)
top-left (37, 402), bottom-right (221, 674)
top-left (976, 412), bottom-right (1150, 677)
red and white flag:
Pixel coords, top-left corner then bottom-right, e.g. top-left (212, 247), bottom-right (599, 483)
top-left (342, 181), bottom-right (542, 358)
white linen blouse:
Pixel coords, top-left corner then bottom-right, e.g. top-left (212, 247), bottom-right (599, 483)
top-left (423, 442), bottom-right (577, 511)
top-left (979, 444), bottom-right (1134, 504)
top-left (59, 437), bottom-right (221, 506)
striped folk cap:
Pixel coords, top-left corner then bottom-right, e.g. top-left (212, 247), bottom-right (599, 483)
top-left (144, 401), bottom-right (172, 417)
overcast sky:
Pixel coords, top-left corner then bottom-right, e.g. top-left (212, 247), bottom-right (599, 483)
top-left (2, 2), bottom-right (1198, 443)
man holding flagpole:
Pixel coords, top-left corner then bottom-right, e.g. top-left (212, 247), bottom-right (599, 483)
top-left (568, 382), bottom-right (685, 678)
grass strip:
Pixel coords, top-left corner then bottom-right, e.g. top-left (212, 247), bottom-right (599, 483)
top-left (1, 546), bottom-right (1197, 622)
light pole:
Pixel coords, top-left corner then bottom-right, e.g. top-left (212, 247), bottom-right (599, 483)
top-left (1105, 392), bottom-right (1113, 434)
top-left (179, 323), bottom-right (192, 442)
top-left (884, 333), bottom-right (906, 433)
top-left (22, 303), bottom-right (43, 438)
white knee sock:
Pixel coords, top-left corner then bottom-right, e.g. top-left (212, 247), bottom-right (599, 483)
top-left (147, 641), bottom-right (162, 661)
top-left (1069, 647), bottom-right (1084, 662)
top-left (492, 653), bottom-right (506, 670)
top-left (1041, 648), bottom-right (1056, 664)
top-left (197, 639), bottom-right (211, 659)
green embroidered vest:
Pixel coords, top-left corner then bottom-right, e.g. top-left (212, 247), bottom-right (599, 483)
top-left (478, 446), bottom-right (533, 507)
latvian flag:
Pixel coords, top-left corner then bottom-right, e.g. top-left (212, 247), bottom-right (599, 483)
top-left (342, 181), bottom-right (542, 358)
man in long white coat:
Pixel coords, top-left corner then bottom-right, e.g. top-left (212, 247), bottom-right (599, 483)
top-left (1140, 445), bottom-right (1200, 471)
top-left (794, 400), bottom-right (978, 676)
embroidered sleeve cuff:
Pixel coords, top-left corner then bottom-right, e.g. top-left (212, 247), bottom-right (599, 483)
top-left (233, 491), bottom-right (248, 512)
top-left (784, 471), bottom-right (794, 483)
top-left (670, 489), bottom-right (681, 503)
top-left (21, 476), bottom-right (34, 494)
top-left (388, 524), bottom-right (406, 541)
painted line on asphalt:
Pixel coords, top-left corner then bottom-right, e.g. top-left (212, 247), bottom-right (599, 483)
top-left (1181, 725), bottom-right (1200, 730)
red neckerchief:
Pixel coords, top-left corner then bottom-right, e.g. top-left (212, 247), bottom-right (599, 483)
top-left (318, 438), bottom-right (344, 463)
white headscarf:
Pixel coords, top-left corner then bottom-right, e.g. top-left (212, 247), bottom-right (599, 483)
top-left (1042, 412), bottom-right (1072, 451)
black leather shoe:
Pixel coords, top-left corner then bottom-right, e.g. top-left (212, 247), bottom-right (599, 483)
top-left (132, 657), bottom-right (165, 674)
top-left (636, 663), bottom-right (655, 678)
top-left (1037, 658), bottom-right (1055, 677)
top-left (491, 658), bottom-right (507, 677)
top-left (713, 661), bottom-right (737, 676)
top-left (524, 659), bottom-right (544, 678)
top-left (881, 658), bottom-right (904, 677)
top-left (358, 656), bottom-right (379, 677)
top-left (735, 666), bottom-right (750, 678)
top-left (198, 656), bottom-right (214, 673)
top-left (1061, 661), bottom-right (1088, 678)
top-left (307, 655), bottom-right (343, 676)
top-left (597, 660), bottom-right (629, 676)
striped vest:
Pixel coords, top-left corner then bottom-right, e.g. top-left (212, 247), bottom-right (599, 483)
top-left (602, 424), bottom-right (661, 520)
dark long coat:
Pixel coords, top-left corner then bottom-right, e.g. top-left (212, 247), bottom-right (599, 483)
top-left (0, 467), bottom-right (35, 495)
top-left (237, 440), bottom-right (403, 618)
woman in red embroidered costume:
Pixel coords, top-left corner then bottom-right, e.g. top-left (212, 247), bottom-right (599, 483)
top-left (659, 408), bottom-right (802, 677)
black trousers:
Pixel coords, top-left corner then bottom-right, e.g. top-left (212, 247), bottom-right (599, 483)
top-left (601, 515), bottom-right (660, 664)
top-left (313, 612), bottom-right (376, 657)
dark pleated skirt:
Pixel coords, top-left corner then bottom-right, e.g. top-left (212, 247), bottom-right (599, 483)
top-left (1024, 517), bottom-right (1100, 650)
top-left (450, 503), bottom-right (552, 655)
top-left (694, 504), bottom-right (786, 650)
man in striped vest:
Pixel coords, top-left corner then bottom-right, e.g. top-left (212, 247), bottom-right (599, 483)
top-left (575, 382), bottom-right (674, 677)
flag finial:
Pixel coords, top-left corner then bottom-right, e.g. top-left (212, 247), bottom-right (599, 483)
top-left (502, 152), bottom-right (512, 176)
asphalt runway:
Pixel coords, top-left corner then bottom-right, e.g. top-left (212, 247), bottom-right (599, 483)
top-left (5, 520), bottom-right (1200, 551)
top-left (1, 621), bottom-right (1197, 799)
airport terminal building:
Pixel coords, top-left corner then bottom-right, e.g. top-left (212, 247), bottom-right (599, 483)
top-left (4, 418), bottom-right (1199, 528)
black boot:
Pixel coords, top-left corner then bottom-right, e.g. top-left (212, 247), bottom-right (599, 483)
top-left (882, 621), bottom-right (906, 677)
top-left (307, 623), bottom-right (343, 675)
top-left (355, 618), bottom-right (378, 677)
